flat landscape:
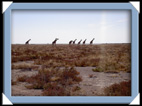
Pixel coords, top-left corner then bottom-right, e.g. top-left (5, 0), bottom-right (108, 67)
top-left (11, 44), bottom-right (131, 96)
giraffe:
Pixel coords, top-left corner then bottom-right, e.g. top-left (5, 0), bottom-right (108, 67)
top-left (73, 39), bottom-right (77, 44)
top-left (25, 39), bottom-right (31, 44)
top-left (52, 38), bottom-right (59, 45)
top-left (90, 38), bottom-right (95, 45)
top-left (78, 39), bottom-right (82, 45)
top-left (69, 40), bottom-right (73, 45)
top-left (83, 39), bottom-right (87, 44)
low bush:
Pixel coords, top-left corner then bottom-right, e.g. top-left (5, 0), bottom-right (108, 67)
top-left (17, 75), bottom-right (28, 82)
top-left (25, 69), bottom-right (52, 89)
top-left (16, 66), bottom-right (82, 96)
top-left (60, 67), bottom-right (82, 85)
top-left (104, 80), bottom-right (131, 96)
top-left (11, 80), bottom-right (17, 85)
top-left (42, 82), bottom-right (68, 96)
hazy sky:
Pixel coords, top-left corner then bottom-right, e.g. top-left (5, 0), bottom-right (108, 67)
top-left (11, 10), bottom-right (131, 44)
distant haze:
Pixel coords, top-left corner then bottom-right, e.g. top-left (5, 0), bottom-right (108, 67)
top-left (11, 10), bottom-right (131, 44)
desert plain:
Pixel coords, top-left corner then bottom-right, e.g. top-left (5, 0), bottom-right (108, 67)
top-left (11, 44), bottom-right (131, 96)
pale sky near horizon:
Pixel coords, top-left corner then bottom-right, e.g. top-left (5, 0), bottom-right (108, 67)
top-left (11, 10), bottom-right (131, 44)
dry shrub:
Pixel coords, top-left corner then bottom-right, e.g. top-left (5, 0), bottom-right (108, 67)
top-left (12, 55), bottom-right (37, 62)
top-left (16, 66), bottom-right (82, 96)
top-left (26, 69), bottom-right (52, 89)
top-left (12, 64), bottom-right (32, 70)
top-left (17, 75), bottom-right (28, 82)
top-left (104, 80), bottom-right (131, 96)
top-left (60, 67), bottom-right (82, 84)
top-left (11, 80), bottom-right (17, 85)
top-left (42, 82), bottom-right (68, 96)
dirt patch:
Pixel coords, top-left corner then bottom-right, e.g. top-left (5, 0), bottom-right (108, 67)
top-left (74, 67), bottom-right (131, 96)
top-left (12, 82), bottom-right (42, 96)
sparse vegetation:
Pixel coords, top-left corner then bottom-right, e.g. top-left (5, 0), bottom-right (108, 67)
top-left (16, 67), bottom-right (82, 96)
top-left (12, 44), bottom-right (131, 96)
top-left (12, 44), bottom-right (131, 73)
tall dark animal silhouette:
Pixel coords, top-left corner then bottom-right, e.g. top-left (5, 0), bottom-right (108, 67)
top-left (69, 40), bottom-right (73, 45)
top-left (25, 39), bottom-right (31, 44)
top-left (73, 39), bottom-right (77, 44)
top-left (52, 38), bottom-right (59, 45)
top-left (78, 39), bottom-right (82, 45)
top-left (90, 38), bottom-right (95, 44)
top-left (83, 39), bottom-right (87, 44)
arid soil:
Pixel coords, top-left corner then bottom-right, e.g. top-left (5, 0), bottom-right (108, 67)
top-left (12, 61), bottom-right (131, 96)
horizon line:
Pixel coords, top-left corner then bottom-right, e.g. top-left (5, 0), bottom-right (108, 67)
top-left (12, 43), bottom-right (131, 45)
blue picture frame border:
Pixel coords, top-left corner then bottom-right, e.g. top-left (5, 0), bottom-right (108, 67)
top-left (3, 3), bottom-right (139, 104)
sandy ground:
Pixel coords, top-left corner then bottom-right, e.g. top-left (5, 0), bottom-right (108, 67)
top-left (75, 67), bottom-right (130, 96)
top-left (11, 61), bottom-right (131, 96)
